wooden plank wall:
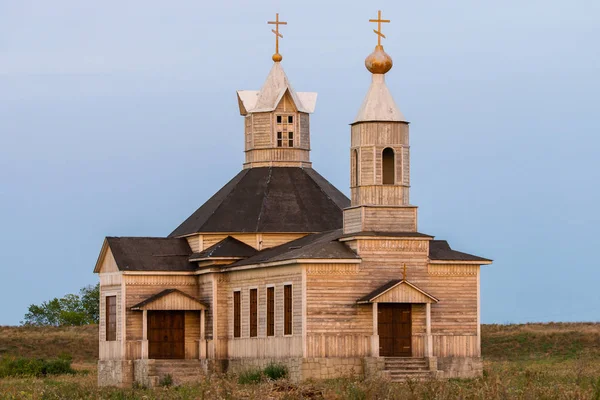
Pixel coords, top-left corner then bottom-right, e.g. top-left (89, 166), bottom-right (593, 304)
top-left (123, 275), bottom-right (198, 343)
top-left (99, 278), bottom-right (123, 360)
top-left (352, 186), bottom-right (410, 207)
top-left (245, 148), bottom-right (310, 164)
top-left (305, 240), bottom-right (480, 359)
top-left (185, 311), bottom-right (200, 359)
top-left (252, 113), bottom-right (271, 148)
top-left (222, 266), bottom-right (303, 359)
top-left (299, 112), bottom-right (310, 149)
top-left (343, 207), bottom-right (362, 234)
top-left (362, 207), bottom-right (416, 232)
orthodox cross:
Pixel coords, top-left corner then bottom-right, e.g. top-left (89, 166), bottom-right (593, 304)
top-left (369, 10), bottom-right (390, 46)
top-left (268, 13), bottom-right (287, 59)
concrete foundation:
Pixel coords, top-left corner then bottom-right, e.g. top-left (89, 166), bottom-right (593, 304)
top-left (435, 357), bottom-right (483, 379)
top-left (98, 360), bottom-right (133, 387)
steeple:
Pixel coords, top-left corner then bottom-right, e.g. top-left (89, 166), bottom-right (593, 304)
top-left (343, 10), bottom-right (418, 234)
top-left (236, 14), bottom-right (317, 169)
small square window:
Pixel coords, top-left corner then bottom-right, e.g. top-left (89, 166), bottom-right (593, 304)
top-left (277, 115), bottom-right (282, 124)
top-left (288, 116), bottom-right (293, 124)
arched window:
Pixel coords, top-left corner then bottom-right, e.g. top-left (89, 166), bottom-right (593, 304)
top-left (353, 149), bottom-right (359, 186)
top-left (382, 147), bottom-right (395, 185)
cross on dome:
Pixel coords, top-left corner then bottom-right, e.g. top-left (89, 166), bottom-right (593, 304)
top-left (369, 10), bottom-right (391, 47)
top-left (268, 13), bottom-right (287, 62)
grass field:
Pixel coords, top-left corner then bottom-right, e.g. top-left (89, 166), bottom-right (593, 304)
top-left (0, 323), bottom-right (599, 399)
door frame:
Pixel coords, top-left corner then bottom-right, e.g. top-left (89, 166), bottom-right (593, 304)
top-left (147, 310), bottom-right (186, 359)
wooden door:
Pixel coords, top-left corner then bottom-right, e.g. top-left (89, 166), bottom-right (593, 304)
top-left (378, 304), bottom-right (412, 357)
top-left (148, 311), bottom-right (185, 359)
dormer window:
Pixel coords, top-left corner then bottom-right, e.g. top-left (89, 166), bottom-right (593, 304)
top-left (276, 114), bottom-right (295, 148)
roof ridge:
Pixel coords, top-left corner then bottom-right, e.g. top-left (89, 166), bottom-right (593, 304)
top-left (302, 168), bottom-right (346, 211)
top-left (255, 167), bottom-right (273, 231)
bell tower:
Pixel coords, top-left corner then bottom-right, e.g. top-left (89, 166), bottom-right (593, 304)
top-left (343, 11), bottom-right (417, 234)
top-left (236, 14), bottom-right (317, 169)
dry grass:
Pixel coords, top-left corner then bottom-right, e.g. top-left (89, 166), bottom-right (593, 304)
top-left (0, 323), bottom-right (599, 399)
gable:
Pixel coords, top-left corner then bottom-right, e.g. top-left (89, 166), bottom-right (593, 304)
top-left (94, 240), bottom-right (118, 273)
top-left (130, 289), bottom-right (207, 311)
top-left (357, 279), bottom-right (439, 304)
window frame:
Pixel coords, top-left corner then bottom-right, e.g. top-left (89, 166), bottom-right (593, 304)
top-left (105, 295), bottom-right (117, 342)
top-left (284, 285), bottom-right (293, 336)
top-left (266, 286), bottom-right (275, 337)
top-left (249, 288), bottom-right (258, 338)
top-left (233, 290), bottom-right (241, 338)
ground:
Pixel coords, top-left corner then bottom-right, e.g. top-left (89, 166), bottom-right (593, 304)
top-left (0, 323), bottom-right (599, 399)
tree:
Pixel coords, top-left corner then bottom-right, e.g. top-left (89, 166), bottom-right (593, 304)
top-left (22, 283), bottom-right (100, 326)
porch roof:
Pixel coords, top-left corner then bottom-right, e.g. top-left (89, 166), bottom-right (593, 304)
top-left (357, 279), bottom-right (439, 304)
top-left (130, 289), bottom-right (208, 311)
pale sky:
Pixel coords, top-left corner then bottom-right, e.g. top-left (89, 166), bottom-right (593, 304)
top-left (1, 0), bottom-right (599, 325)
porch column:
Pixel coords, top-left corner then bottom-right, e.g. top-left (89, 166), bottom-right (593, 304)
top-left (425, 303), bottom-right (433, 357)
top-left (371, 303), bottom-right (379, 357)
top-left (141, 310), bottom-right (148, 359)
top-left (199, 309), bottom-right (207, 359)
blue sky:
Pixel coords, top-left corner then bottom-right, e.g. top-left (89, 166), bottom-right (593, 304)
top-left (0, 0), bottom-right (598, 325)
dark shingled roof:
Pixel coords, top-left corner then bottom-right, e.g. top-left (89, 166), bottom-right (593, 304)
top-left (130, 289), bottom-right (206, 310)
top-left (429, 240), bottom-right (491, 262)
top-left (106, 237), bottom-right (196, 271)
top-left (169, 167), bottom-right (350, 237)
top-left (229, 229), bottom-right (359, 268)
top-left (189, 236), bottom-right (257, 261)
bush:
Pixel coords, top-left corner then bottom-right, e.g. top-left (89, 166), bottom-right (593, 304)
top-left (159, 374), bottom-right (173, 387)
top-left (0, 356), bottom-right (75, 378)
top-left (238, 368), bottom-right (263, 384)
top-left (263, 363), bottom-right (288, 380)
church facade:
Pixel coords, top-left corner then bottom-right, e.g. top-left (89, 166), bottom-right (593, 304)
top-left (94, 13), bottom-right (491, 387)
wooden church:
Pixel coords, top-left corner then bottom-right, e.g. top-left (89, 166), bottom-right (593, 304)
top-left (94, 12), bottom-right (491, 387)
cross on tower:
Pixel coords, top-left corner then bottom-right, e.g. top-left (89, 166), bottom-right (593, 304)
top-left (268, 13), bottom-right (287, 61)
top-left (369, 10), bottom-right (391, 46)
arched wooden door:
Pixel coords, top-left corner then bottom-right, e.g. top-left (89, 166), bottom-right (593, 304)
top-left (148, 311), bottom-right (185, 359)
top-left (378, 304), bottom-right (412, 357)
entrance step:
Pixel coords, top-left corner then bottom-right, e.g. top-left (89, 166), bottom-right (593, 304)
top-left (383, 357), bottom-right (435, 382)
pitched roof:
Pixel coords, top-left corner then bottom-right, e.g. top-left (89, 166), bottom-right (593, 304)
top-left (189, 236), bottom-right (257, 261)
top-left (105, 237), bottom-right (196, 271)
top-left (229, 229), bottom-right (359, 268)
top-left (357, 279), bottom-right (439, 304)
top-left (429, 240), bottom-right (492, 262)
top-left (237, 62), bottom-right (317, 115)
top-left (169, 167), bottom-right (350, 237)
top-left (354, 74), bottom-right (405, 123)
top-left (130, 289), bottom-right (207, 311)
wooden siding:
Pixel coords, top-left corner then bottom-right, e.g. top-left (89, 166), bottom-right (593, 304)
top-left (299, 112), bottom-right (310, 149)
top-left (223, 266), bottom-right (303, 359)
top-left (304, 241), bottom-right (481, 358)
top-left (352, 185), bottom-right (410, 207)
top-left (199, 233), bottom-right (305, 252)
top-left (362, 207), bottom-right (417, 232)
top-left (99, 248), bottom-right (119, 273)
top-left (344, 206), bottom-right (417, 233)
top-left (228, 336), bottom-right (302, 358)
top-left (251, 113), bottom-right (272, 148)
top-left (186, 236), bottom-right (200, 253)
top-left (99, 284), bottom-right (123, 360)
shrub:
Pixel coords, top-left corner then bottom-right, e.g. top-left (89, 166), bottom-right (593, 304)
top-left (159, 374), bottom-right (174, 387)
top-left (263, 363), bottom-right (288, 380)
top-left (0, 356), bottom-right (75, 378)
top-left (238, 368), bottom-right (263, 384)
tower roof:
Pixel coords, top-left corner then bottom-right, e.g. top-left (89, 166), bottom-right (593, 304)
top-left (237, 62), bottom-right (317, 115)
top-left (354, 73), bottom-right (405, 123)
top-left (169, 167), bottom-right (350, 237)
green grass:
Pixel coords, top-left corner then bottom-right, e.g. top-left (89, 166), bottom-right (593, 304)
top-left (0, 323), bottom-right (599, 399)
